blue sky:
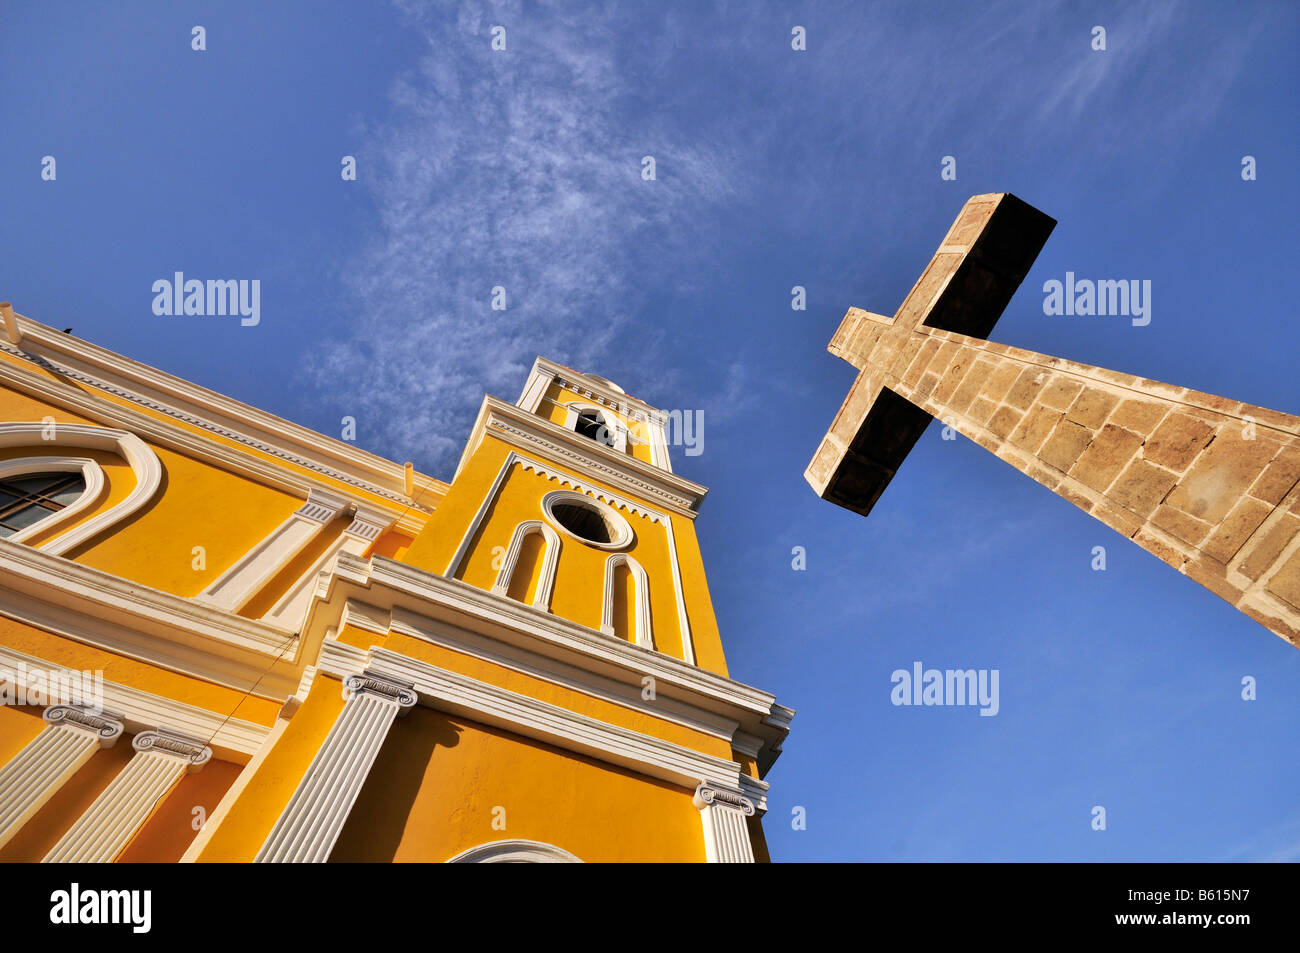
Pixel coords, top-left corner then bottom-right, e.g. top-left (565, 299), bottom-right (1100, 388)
top-left (3, 1), bottom-right (1297, 861)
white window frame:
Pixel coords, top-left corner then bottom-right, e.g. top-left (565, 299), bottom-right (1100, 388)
top-left (0, 457), bottom-right (105, 546)
top-left (561, 402), bottom-right (628, 453)
top-left (541, 489), bottom-right (633, 551)
top-left (446, 839), bottom-right (583, 863)
top-left (0, 423), bottom-right (163, 556)
top-left (491, 519), bottom-right (561, 611)
top-left (601, 551), bottom-right (653, 650)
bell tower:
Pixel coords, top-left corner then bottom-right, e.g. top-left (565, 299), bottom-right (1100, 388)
top-left (401, 358), bottom-right (715, 668)
top-left (192, 356), bottom-right (793, 863)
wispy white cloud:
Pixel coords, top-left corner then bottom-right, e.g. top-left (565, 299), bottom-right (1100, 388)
top-left (313, 0), bottom-right (1273, 475)
top-left (314, 0), bottom-right (744, 472)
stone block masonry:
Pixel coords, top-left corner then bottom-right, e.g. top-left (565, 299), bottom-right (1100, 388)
top-left (808, 193), bottom-right (1300, 648)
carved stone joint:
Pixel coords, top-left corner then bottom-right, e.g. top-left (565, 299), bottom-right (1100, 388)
top-left (694, 782), bottom-right (755, 816)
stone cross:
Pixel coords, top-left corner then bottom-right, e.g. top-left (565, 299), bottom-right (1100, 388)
top-left (806, 193), bottom-right (1300, 648)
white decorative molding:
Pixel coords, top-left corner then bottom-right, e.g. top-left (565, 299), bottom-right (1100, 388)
top-left (42, 728), bottom-right (213, 863)
top-left (0, 422), bottom-right (163, 556)
top-left (132, 727), bottom-right (213, 770)
top-left (521, 459), bottom-right (664, 523)
top-left (0, 537), bottom-right (306, 700)
top-left (381, 601), bottom-right (738, 741)
top-left (304, 553), bottom-right (792, 776)
top-left (447, 839), bottom-right (583, 863)
top-left (0, 643), bottom-right (270, 760)
top-left (601, 552), bottom-right (653, 650)
top-left (198, 488), bottom-right (350, 613)
top-left (489, 417), bottom-right (696, 514)
top-left (254, 667), bottom-right (416, 863)
top-left (491, 519), bottom-right (561, 611)
top-left (452, 395), bottom-right (706, 518)
top-left (262, 505), bottom-right (395, 631)
top-left (315, 641), bottom-right (761, 808)
top-left (694, 782), bottom-right (756, 863)
top-left (0, 705), bottom-right (125, 851)
top-left (0, 314), bottom-right (442, 513)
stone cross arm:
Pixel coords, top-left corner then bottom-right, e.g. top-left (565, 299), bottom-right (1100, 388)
top-left (805, 193), bottom-right (1300, 648)
top-left (806, 193), bottom-right (1056, 515)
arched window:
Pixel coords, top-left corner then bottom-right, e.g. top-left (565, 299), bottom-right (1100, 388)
top-left (0, 423), bottom-right (162, 555)
top-left (601, 552), bottom-right (653, 650)
top-left (491, 520), bottom-right (561, 611)
top-left (0, 471), bottom-right (87, 538)
top-left (575, 410), bottom-right (615, 447)
top-left (562, 403), bottom-right (628, 453)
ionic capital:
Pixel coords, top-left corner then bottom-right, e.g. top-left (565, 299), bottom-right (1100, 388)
top-left (132, 728), bottom-right (213, 771)
top-left (42, 705), bottom-right (125, 747)
top-left (343, 670), bottom-right (418, 708)
top-left (694, 782), bottom-right (755, 816)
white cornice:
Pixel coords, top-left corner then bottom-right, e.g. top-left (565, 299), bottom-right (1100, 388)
top-left (301, 554), bottom-right (791, 774)
top-left (316, 638), bottom-right (765, 811)
top-left (0, 539), bottom-right (307, 700)
top-left (0, 313), bottom-right (443, 519)
top-left (524, 357), bottom-right (668, 422)
top-left (452, 396), bottom-right (707, 517)
top-left (0, 643), bottom-right (270, 761)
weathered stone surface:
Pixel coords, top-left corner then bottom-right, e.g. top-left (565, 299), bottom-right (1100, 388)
top-left (1066, 389), bottom-right (1119, 430)
top-left (1069, 423), bottom-right (1143, 493)
top-left (1039, 419), bottom-right (1093, 473)
top-left (1143, 413), bottom-right (1216, 472)
top-left (1239, 513), bottom-right (1300, 581)
top-left (1110, 399), bottom-right (1168, 433)
top-left (1266, 549), bottom-right (1300, 610)
top-left (1109, 457), bottom-right (1178, 518)
top-left (1010, 405), bottom-right (1062, 454)
top-left (1164, 432), bottom-right (1278, 524)
top-left (1038, 377), bottom-right (1084, 412)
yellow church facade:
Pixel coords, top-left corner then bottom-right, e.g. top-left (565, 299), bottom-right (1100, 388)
top-left (0, 305), bottom-right (792, 863)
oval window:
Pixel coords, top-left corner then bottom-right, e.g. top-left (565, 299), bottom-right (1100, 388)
top-left (541, 491), bottom-right (632, 549)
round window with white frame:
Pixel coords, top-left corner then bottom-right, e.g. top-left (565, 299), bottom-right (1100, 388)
top-left (541, 490), bottom-right (633, 550)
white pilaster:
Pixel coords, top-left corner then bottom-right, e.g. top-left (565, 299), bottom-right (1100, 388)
top-left (42, 728), bottom-right (212, 863)
top-left (254, 670), bottom-right (416, 863)
top-left (694, 782), bottom-right (756, 863)
top-left (262, 506), bottom-right (393, 630)
top-left (198, 489), bottom-right (350, 613)
top-left (0, 705), bottom-right (124, 850)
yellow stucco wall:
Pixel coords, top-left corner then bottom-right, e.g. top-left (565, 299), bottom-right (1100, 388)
top-left (329, 707), bottom-right (707, 863)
